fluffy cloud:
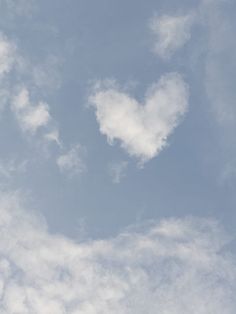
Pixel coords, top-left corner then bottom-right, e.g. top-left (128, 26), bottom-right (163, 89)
top-left (90, 73), bottom-right (188, 163)
top-left (149, 14), bottom-right (194, 59)
top-left (0, 191), bottom-right (235, 313)
top-left (57, 144), bottom-right (86, 176)
top-left (11, 87), bottom-right (51, 134)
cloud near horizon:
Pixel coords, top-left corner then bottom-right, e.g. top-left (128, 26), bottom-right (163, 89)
top-left (90, 73), bottom-right (188, 163)
top-left (0, 191), bottom-right (235, 313)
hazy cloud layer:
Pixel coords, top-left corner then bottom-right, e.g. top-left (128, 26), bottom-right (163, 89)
top-left (0, 192), bottom-right (235, 313)
top-left (90, 73), bottom-right (188, 163)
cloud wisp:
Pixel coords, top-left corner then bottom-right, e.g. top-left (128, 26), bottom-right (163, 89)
top-left (202, 0), bottom-right (236, 128)
top-left (90, 73), bottom-right (189, 163)
top-left (0, 31), bottom-right (59, 141)
top-left (0, 191), bottom-right (235, 313)
top-left (11, 87), bottom-right (51, 134)
top-left (57, 144), bottom-right (86, 177)
top-left (149, 13), bottom-right (194, 59)
top-left (108, 160), bottom-right (128, 184)
top-left (0, 32), bottom-right (16, 78)
top-left (0, 0), bottom-right (36, 18)
top-left (0, 28), bottom-right (88, 177)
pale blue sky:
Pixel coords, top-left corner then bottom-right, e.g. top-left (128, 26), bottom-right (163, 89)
top-left (0, 0), bottom-right (235, 238)
top-left (0, 1), bottom-right (236, 312)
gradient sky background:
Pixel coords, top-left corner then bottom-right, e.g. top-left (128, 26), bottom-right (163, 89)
top-left (0, 0), bottom-right (236, 313)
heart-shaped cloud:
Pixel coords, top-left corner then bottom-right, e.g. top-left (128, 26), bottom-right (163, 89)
top-left (90, 73), bottom-right (189, 163)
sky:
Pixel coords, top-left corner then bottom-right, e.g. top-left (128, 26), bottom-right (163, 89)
top-left (0, 0), bottom-right (236, 313)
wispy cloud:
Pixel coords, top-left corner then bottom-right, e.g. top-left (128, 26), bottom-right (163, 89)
top-left (0, 0), bottom-right (36, 18)
top-left (202, 0), bottom-right (236, 127)
top-left (108, 160), bottom-right (128, 184)
top-left (0, 159), bottom-right (28, 180)
top-left (57, 144), bottom-right (86, 177)
top-left (90, 73), bottom-right (188, 163)
top-left (32, 55), bottom-right (62, 91)
top-left (0, 31), bottom-right (60, 141)
top-left (0, 32), bottom-right (16, 77)
top-left (0, 191), bottom-right (235, 313)
top-left (44, 129), bottom-right (62, 147)
top-left (11, 87), bottom-right (51, 134)
top-left (149, 13), bottom-right (194, 59)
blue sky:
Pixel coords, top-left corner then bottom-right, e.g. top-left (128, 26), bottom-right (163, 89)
top-left (0, 0), bottom-right (236, 312)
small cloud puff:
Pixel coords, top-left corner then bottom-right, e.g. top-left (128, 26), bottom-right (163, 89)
top-left (11, 87), bottom-right (51, 134)
top-left (90, 73), bottom-right (189, 164)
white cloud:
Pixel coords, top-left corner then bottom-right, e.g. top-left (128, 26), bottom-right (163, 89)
top-left (11, 87), bottom-right (51, 134)
top-left (109, 161), bottom-right (128, 184)
top-left (57, 144), bottom-right (86, 176)
top-left (149, 13), bottom-right (194, 59)
top-left (0, 191), bottom-right (235, 313)
top-left (90, 73), bottom-right (188, 163)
